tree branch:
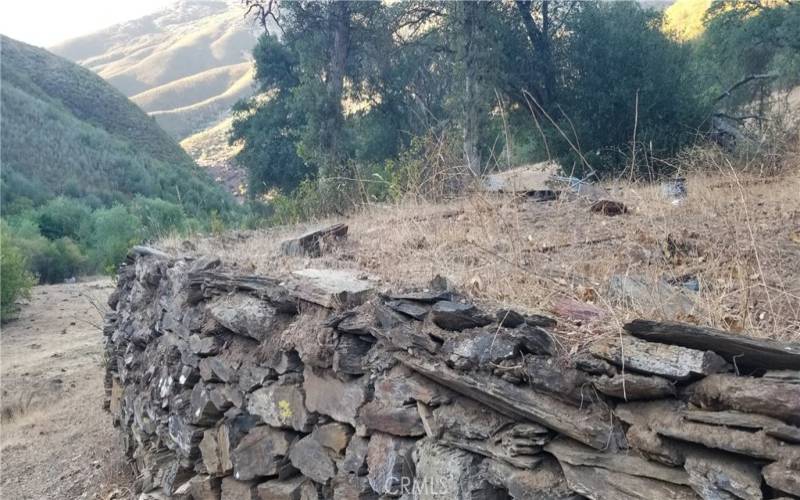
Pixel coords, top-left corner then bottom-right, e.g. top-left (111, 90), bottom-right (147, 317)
top-left (714, 73), bottom-right (778, 104)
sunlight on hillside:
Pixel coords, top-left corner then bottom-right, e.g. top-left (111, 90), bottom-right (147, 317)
top-left (663, 0), bottom-right (712, 40)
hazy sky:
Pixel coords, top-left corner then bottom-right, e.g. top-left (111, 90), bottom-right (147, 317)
top-left (0, 0), bottom-right (176, 47)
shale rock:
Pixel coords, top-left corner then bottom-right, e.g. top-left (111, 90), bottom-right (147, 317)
top-left (430, 301), bottom-right (492, 331)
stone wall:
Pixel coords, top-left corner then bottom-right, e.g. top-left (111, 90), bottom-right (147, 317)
top-left (104, 247), bottom-right (800, 499)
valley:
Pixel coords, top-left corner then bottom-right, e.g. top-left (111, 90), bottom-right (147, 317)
top-left (50, 0), bottom-right (258, 194)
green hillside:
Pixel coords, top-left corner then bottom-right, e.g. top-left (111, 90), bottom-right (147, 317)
top-left (0, 35), bottom-right (233, 215)
top-left (49, 0), bottom-right (258, 193)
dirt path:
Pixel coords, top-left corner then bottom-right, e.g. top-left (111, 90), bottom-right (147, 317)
top-left (1, 280), bottom-right (131, 500)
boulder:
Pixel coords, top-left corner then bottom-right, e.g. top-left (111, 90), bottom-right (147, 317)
top-left (332, 335), bottom-right (373, 375)
top-left (256, 476), bottom-right (309, 500)
top-left (616, 400), bottom-right (800, 463)
top-left (482, 457), bottom-right (572, 500)
top-left (414, 439), bottom-right (505, 500)
top-left (395, 352), bottom-right (623, 450)
top-left (332, 474), bottom-right (378, 500)
top-left (221, 477), bottom-right (258, 500)
top-left (188, 475), bottom-right (221, 500)
top-left (386, 300), bottom-right (429, 320)
top-left (546, 438), bottom-right (697, 500)
top-left (419, 395), bottom-right (549, 468)
top-left (762, 462), bottom-right (800, 497)
top-left (608, 276), bottom-right (696, 320)
top-left (313, 422), bottom-right (353, 455)
top-left (683, 448), bottom-right (762, 500)
top-left (342, 436), bottom-right (370, 476)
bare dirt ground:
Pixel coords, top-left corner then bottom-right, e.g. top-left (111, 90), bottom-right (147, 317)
top-left (1, 279), bottom-right (131, 500)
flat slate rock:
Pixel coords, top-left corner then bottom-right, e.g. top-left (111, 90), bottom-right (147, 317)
top-left (683, 410), bottom-right (800, 444)
top-left (616, 400), bottom-right (800, 463)
top-left (686, 374), bottom-right (800, 425)
top-left (609, 277), bottom-right (696, 320)
top-left (280, 223), bottom-right (348, 257)
top-left (396, 352), bottom-right (623, 450)
top-left (589, 335), bottom-right (729, 381)
top-left (593, 372), bottom-right (676, 400)
top-left (288, 269), bottom-right (376, 309)
top-left (387, 290), bottom-right (454, 303)
top-left (430, 301), bottom-right (492, 331)
top-left (625, 319), bottom-right (800, 371)
top-left (762, 461), bottom-right (800, 497)
top-left (545, 437), bottom-right (691, 486)
top-left (683, 447), bottom-right (763, 500)
top-left (385, 299), bottom-right (429, 320)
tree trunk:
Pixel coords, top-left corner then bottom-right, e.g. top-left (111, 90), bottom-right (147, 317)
top-left (322, 1), bottom-right (350, 174)
top-left (515, 0), bottom-right (556, 115)
top-left (462, 1), bottom-right (482, 177)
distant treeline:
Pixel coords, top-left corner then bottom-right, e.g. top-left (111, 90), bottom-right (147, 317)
top-left (232, 0), bottom-right (799, 205)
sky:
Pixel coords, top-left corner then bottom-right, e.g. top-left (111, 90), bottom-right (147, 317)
top-left (0, 0), bottom-right (177, 47)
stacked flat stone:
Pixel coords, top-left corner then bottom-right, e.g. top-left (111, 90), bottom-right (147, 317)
top-left (103, 247), bottom-right (800, 500)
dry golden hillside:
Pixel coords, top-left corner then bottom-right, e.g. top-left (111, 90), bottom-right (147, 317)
top-left (50, 0), bottom-right (258, 179)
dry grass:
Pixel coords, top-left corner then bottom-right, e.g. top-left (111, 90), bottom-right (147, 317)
top-left (160, 165), bottom-right (800, 352)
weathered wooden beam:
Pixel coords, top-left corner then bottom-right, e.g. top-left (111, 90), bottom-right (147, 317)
top-left (625, 320), bottom-right (800, 371)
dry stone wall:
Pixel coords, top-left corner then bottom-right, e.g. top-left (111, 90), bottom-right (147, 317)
top-left (104, 247), bottom-right (800, 500)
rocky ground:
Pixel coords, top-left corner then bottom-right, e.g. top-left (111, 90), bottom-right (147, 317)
top-left (1, 279), bottom-right (131, 500)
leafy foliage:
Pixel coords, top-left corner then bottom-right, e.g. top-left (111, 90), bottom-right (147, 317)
top-left (555, 2), bottom-right (708, 175)
top-left (234, 0), bottom-right (723, 199)
top-left (0, 35), bottom-right (234, 217)
top-left (0, 224), bottom-right (37, 322)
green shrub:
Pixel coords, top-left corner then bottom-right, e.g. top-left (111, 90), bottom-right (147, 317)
top-left (131, 196), bottom-right (186, 239)
top-left (556, 2), bottom-right (708, 177)
top-left (1, 226), bottom-right (36, 321)
top-left (36, 196), bottom-right (92, 240)
top-left (89, 205), bottom-right (142, 275)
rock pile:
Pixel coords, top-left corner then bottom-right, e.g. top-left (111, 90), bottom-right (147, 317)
top-left (104, 247), bottom-right (800, 499)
